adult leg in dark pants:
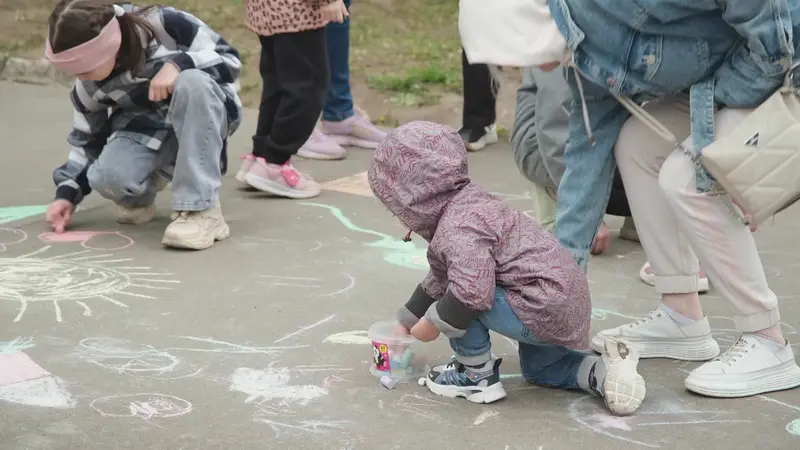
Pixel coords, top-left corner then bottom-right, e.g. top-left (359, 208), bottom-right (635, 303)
top-left (245, 29), bottom-right (330, 199)
top-left (460, 48), bottom-right (499, 152)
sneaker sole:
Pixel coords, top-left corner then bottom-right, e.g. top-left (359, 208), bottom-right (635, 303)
top-left (465, 132), bottom-right (499, 152)
top-left (603, 339), bottom-right (646, 416)
top-left (244, 173), bottom-right (321, 199)
top-left (297, 148), bottom-right (348, 160)
top-left (685, 360), bottom-right (800, 398)
top-left (115, 210), bottom-right (156, 225)
top-left (328, 135), bottom-right (380, 149)
top-left (618, 227), bottom-right (639, 242)
top-left (423, 378), bottom-right (507, 404)
top-left (591, 334), bottom-right (720, 361)
top-left (161, 222), bottom-right (230, 250)
top-left (639, 264), bottom-right (710, 294)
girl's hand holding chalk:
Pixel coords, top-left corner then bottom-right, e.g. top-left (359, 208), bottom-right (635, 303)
top-left (45, 199), bottom-right (74, 233)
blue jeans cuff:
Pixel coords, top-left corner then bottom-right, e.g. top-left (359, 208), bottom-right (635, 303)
top-left (322, 109), bottom-right (355, 122)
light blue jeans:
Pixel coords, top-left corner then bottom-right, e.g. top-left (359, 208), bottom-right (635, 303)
top-left (450, 286), bottom-right (589, 390)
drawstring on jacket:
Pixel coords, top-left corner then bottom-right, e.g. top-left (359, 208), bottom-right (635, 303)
top-left (402, 230), bottom-right (412, 242)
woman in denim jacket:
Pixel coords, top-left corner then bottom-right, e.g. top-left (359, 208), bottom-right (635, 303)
top-left (541, 0), bottom-right (800, 398)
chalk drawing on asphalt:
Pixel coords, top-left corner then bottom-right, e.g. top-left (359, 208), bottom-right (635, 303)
top-left (0, 205), bottom-right (49, 226)
top-left (0, 241), bottom-right (178, 323)
top-left (90, 393), bottom-right (192, 419)
top-left (257, 274), bottom-right (356, 298)
top-left (300, 202), bottom-right (428, 270)
top-left (0, 338), bottom-right (75, 409)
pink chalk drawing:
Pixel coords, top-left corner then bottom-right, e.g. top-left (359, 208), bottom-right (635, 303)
top-left (0, 340), bottom-right (75, 409)
top-left (39, 231), bottom-right (135, 251)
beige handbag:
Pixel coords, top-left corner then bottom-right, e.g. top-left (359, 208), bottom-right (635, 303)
top-left (613, 63), bottom-right (800, 225)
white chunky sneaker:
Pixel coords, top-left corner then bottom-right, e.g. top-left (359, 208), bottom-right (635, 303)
top-left (161, 202), bottom-right (230, 250)
top-left (602, 338), bottom-right (646, 416)
top-left (591, 306), bottom-right (720, 361)
top-left (685, 334), bottom-right (800, 398)
top-left (115, 204), bottom-right (156, 225)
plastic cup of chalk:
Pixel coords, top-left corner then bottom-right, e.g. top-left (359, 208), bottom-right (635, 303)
top-left (368, 321), bottom-right (429, 386)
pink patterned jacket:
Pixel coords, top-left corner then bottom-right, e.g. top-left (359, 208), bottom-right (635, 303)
top-left (368, 121), bottom-right (591, 350)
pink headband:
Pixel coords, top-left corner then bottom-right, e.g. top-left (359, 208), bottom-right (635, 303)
top-left (45, 15), bottom-right (122, 74)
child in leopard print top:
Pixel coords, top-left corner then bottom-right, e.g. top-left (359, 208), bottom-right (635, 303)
top-left (239, 0), bottom-right (348, 199)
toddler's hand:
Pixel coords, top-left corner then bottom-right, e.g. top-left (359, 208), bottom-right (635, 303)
top-left (46, 199), bottom-right (74, 233)
top-left (149, 62), bottom-right (181, 102)
top-left (393, 323), bottom-right (410, 337)
top-left (410, 318), bottom-right (440, 342)
top-left (321, 0), bottom-right (349, 24)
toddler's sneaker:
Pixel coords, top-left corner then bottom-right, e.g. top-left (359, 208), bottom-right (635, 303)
top-left (684, 334), bottom-right (800, 397)
top-left (235, 154), bottom-right (256, 184)
top-left (161, 202), bottom-right (230, 250)
top-left (458, 124), bottom-right (499, 152)
top-left (297, 129), bottom-right (347, 160)
top-left (321, 113), bottom-right (388, 149)
top-left (591, 306), bottom-right (720, 361)
top-left (601, 338), bottom-right (646, 416)
top-left (420, 358), bottom-right (506, 404)
top-left (244, 158), bottom-right (321, 199)
top-left (639, 262), bottom-right (709, 293)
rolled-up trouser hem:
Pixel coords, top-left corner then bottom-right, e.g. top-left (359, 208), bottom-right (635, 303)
top-left (172, 198), bottom-right (216, 212)
top-left (655, 274), bottom-right (700, 294)
top-left (455, 351), bottom-right (492, 366)
top-left (735, 308), bottom-right (781, 332)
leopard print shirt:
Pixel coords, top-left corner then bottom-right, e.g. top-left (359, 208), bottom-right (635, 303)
top-left (246, 0), bottom-right (337, 37)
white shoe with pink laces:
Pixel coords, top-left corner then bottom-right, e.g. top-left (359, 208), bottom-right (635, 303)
top-left (244, 158), bottom-right (321, 199)
top-left (236, 154), bottom-right (256, 184)
top-left (640, 262), bottom-right (709, 293)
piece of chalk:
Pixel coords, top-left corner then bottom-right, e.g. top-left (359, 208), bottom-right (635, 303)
top-left (417, 377), bottom-right (426, 386)
top-left (380, 375), bottom-right (396, 389)
top-left (399, 348), bottom-right (414, 367)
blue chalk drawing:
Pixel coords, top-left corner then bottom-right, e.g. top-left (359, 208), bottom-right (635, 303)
top-left (0, 205), bottom-right (49, 225)
top-left (300, 202), bottom-right (428, 270)
top-left (0, 337), bottom-right (35, 354)
top-left (787, 419), bottom-right (800, 436)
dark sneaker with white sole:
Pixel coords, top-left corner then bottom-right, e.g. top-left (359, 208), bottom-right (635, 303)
top-left (458, 124), bottom-right (499, 152)
top-left (422, 358), bottom-right (506, 404)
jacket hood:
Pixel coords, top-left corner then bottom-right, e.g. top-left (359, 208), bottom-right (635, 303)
top-left (368, 121), bottom-right (470, 241)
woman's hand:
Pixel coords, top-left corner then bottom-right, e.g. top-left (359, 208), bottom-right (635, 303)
top-left (45, 199), bottom-right (74, 233)
top-left (149, 63), bottom-right (181, 102)
top-left (410, 318), bottom-right (440, 342)
top-left (321, 0), bottom-right (349, 24)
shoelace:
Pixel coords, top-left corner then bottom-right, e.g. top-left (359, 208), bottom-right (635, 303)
top-left (627, 310), bottom-right (663, 328)
top-left (716, 337), bottom-right (753, 366)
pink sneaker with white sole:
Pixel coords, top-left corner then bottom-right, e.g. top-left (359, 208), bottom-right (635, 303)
top-left (244, 158), bottom-right (321, 199)
top-left (297, 129), bottom-right (347, 160)
top-left (639, 262), bottom-right (710, 293)
top-left (236, 154), bottom-right (255, 184)
top-left (321, 113), bottom-right (388, 149)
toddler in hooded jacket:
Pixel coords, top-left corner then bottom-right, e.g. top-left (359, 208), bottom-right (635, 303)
top-left (368, 121), bottom-right (646, 416)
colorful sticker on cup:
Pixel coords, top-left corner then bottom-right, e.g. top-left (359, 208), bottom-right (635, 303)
top-left (372, 342), bottom-right (390, 372)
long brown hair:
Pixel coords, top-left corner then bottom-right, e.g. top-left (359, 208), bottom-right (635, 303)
top-left (47, 0), bottom-right (158, 73)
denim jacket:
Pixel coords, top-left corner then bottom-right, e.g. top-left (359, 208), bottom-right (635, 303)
top-left (544, 0), bottom-right (798, 269)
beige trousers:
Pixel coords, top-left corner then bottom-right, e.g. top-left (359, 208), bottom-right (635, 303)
top-left (614, 97), bottom-right (780, 332)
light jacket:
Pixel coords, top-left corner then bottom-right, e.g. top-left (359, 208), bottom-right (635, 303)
top-left (368, 122), bottom-right (591, 350)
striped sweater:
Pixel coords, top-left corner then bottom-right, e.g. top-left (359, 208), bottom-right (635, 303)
top-left (53, 4), bottom-right (242, 204)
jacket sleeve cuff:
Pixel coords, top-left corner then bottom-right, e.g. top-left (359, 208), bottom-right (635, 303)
top-left (169, 53), bottom-right (194, 72)
top-left (423, 291), bottom-right (481, 339)
top-left (55, 185), bottom-right (80, 205)
top-left (398, 284), bottom-right (438, 330)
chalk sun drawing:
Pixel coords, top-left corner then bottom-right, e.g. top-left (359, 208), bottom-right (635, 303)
top-left (0, 243), bottom-right (178, 323)
top-left (90, 393), bottom-right (192, 419)
top-left (299, 202), bottom-right (428, 270)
